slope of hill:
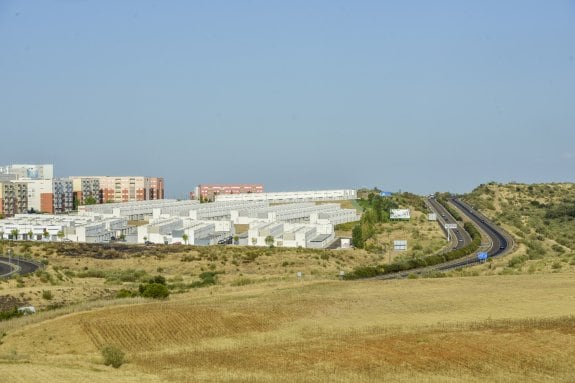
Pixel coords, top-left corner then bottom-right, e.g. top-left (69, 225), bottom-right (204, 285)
top-left (461, 182), bottom-right (575, 274)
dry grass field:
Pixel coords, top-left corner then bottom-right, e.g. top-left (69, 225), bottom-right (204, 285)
top-left (1, 273), bottom-right (574, 382)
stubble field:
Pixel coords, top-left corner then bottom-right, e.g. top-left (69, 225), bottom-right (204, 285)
top-left (1, 273), bottom-right (574, 382)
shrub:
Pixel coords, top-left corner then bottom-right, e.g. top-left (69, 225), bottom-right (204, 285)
top-left (0, 307), bottom-right (24, 322)
top-left (198, 271), bottom-right (218, 285)
top-left (101, 345), bottom-right (125, 368)
top-left (42, 290), bottom-right (53, 300)
top-left (63, 270), bottom-right (76, 278)
top-left (508, 255), bottom-right (527, 268)
top-left (116, 289), bottom-right (137, 298)
top-left (231, 277), bottom-right (254, 286)
top-left (552, 261), bottom-right (562, 270)
top-left (148, 275), bottom-right (166, 285)
top-left (76, 269), bottom-right (107, 279)
top-left (139, 283), bottom-right (170, 299)
top-left (344, 265), bottom-right (382, 279)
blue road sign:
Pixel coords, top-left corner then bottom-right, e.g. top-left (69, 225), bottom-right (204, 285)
top-left (477, 252), bottom-right (488, 261)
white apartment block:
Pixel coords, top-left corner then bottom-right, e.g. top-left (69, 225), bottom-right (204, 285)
top-left (0, 164), bottom-right (54, 180)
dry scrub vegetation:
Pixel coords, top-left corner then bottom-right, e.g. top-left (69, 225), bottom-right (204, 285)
top-left (1, 274), bottom-right (574, 382)
top-left (459, 183), bottom-right (575, 276)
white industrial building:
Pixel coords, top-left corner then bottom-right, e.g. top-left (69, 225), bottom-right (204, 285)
top-left (230, 202), bottom-right (359, 226)
top-left (216, 189), bottom-right (357, 203)
top-left (1, 190), bottom-right (359, 248)
top-left (0, 214), bottom-right (129, 243)
top-left (79, 199), bottom-right (200, 219)
top-left (137, 217), bottom-right (233, 246)
top-left (247, 221), bottom-right (335, 248)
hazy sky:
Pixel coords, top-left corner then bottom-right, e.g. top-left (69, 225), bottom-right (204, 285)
top-left (1, 1), bottom-right (574, 198)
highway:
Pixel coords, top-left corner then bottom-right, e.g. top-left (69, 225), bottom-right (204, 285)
top-left (427, 197), bottom-right (472, 249)
top-left (374, 196), bottom-right (511, 279)
top-left (450, 198), bottom-right (510, 257)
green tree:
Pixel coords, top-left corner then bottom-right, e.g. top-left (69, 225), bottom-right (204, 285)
top-left (84, 195), bottom-right (97, 205)
top-left (10, 229), bottom-right (19, 240)
top-left (182, 233), bottom-right (189, 245)
top-left (57, 230), bottom-right (65, 241)
top-left (352, 225), bottom-right (364, 248)
top-left (265, 235), bottom-right (274, 248)
top-left (27, 230), bottom-right (34, 241)
top-left (43, 229), bottom-right (49, 240)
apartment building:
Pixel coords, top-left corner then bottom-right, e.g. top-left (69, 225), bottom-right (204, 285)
top-left (19, 179), bottom-right (52, 212)
top-left (52, 179), bottom-right (74, 214)
top-left (191, 184), bottom-right (264, 201)
top-left (70, 176), bottom-right (164, 203)
top-left (15, 178), bottom-right (74, 214)
top-left (0, 181), bottom-right (28, 217)
top-left (71, 177), bottom-right (101, 205)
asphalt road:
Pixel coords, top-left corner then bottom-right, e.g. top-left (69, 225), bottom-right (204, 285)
top-left (373, 197), bottom-right (511, 279)
top-left (427, 197), bottom-right (472, 249)
top-left (0, 256), bottom-right (42, 278)
top-left (450, 198), bottom-right (510, 257)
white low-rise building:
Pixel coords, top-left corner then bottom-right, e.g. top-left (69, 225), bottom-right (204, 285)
top-left (216, 189), bottom-right (357, 203)
top-left (0, 214), bottom-right (128, 243)
top-left (0, 188), bottom-right (358, 248)
top-left (247, 221), bottom-right (336, 248)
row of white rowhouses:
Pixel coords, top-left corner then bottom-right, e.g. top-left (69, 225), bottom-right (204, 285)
top-left (1, 191), bottom-right (359, 248)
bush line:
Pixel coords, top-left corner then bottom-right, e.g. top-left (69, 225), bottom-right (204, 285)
top-left (345, 222), bottom-right (482, 280)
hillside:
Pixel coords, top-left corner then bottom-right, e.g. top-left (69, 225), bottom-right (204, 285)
top-left (460, 182), bottom-right (575, 274)
top-left (1, 186), bottom-right (575, 382)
